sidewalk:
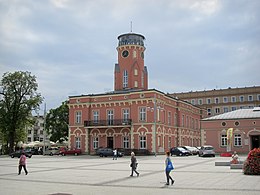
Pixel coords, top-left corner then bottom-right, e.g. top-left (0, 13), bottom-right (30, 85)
top-left (0, 154), bottom-right (259, 195)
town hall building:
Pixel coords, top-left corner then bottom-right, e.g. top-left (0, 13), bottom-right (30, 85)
top-left (68, 32), bottom-right (204, 154)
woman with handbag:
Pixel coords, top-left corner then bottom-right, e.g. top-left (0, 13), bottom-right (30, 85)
top-left (130, 152), bottom-right (139, 177)
top-left (165, 151), bottom-right (174, 185)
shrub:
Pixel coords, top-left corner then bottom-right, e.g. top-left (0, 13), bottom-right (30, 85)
top-left (243, 148), bottom-right (260, 175)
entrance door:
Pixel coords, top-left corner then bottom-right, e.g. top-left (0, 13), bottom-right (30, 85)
top-left (107, 137), bottom-right (113, 149)
top-left (251, 135), bottom-right (260, 149)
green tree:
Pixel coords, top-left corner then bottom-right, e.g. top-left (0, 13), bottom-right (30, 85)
top-left (0, 71), bottom-right (43, 154)
top-left (45, 101), bottom-right (69, 143)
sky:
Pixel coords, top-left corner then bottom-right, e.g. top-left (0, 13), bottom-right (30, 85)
top-left (0, 0), bottom-right (260, 113)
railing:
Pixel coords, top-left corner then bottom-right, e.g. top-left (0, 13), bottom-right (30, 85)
top-left (84, 119), bottom-right (132, 127)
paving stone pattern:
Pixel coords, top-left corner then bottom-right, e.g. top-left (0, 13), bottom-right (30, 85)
top-left (0, 155), bottom-right (259, 195)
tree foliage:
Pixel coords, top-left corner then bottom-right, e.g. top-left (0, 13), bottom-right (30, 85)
top-left (0, 71), bottom-right (43, 154)
top-left (45, 101), bottom-right (69, 143)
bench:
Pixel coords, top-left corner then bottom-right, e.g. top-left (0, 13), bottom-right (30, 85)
top-left (230, 164), bottom-right (243, 169)
top-left (215, 162), bottom-right (230, 166)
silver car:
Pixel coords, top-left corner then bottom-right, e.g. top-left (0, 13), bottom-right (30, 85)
top-left (199, 145), bottom-right (215, 157)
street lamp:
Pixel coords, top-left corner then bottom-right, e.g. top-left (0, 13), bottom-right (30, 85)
top-left (43, 103), bottom-right (46, 155)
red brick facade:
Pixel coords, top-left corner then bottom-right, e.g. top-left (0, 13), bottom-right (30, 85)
top-left (68, 32), bottom-right (203, 154)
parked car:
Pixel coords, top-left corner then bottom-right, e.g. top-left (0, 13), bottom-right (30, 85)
top-left (181, 146), bottom-right (198, 155)
top-left (95, 147), bottom-right (104, 155)
top-left (44, 147), bottom-right (60, 156)
top-left (98, 148), bottom-right (124, 157)
top-left (10, 150), bottom-right (32, 158)
top-left (199, 145), bottom-right (215, 157)
top-left (191, 147), bottom-right (199, 155)
top-left (26, 148), bottom-right (41, 155)
top-left (170, 147), bottom-right (191, 156)
top-left (59, 148), bottom-right (81, 156)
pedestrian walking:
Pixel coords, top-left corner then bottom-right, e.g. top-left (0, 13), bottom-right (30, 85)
top-left (165, 151), bottom-right (174, 185)
top-left (18, 151), bottom-right (28, 175)
top-left (130, 152), bottom-right (139, 177)
top-left (113, 148), bottom-right (117, 160)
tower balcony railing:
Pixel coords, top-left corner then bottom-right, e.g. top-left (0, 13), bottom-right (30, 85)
top-left (84, 119), bottom-right (132, 127)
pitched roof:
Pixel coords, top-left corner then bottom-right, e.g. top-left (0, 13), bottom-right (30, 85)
top-left (202, 107), bottom-right (260, 121)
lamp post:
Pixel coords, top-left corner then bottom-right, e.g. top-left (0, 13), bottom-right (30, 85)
top-left (43, 103), bottom-right (46, 156)
top-left (153, 95), bottom-right (157, 156)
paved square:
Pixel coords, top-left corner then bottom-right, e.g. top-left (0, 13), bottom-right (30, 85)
top-left (0, 154), bottom-right (259, 195)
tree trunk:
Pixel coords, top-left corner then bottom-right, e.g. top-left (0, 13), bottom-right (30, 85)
top-left (8, 131), bottom-right (15, 154)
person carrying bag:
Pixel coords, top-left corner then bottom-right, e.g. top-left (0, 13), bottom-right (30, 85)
top-left (165, 151), bottom-right (174, 185)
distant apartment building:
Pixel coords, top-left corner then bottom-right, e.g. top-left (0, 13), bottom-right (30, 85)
top-left (171, 86), bottom-right (260, 117)
top-left (27, 115), bottom-right (50, 143)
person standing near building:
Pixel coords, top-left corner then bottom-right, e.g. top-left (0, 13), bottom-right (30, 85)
top-left (231, 151), bottom-right (239, 164)
top-left (18, 151), bottom-right (28, 175)
top-left (130, 152), bottom-right (139, 177)
top-left (165, 151), bottom-right (174, 185)
top-left (113, 148), bottom-right (117, 160)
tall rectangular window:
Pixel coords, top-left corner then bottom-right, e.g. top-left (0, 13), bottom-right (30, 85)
top-left (182, 114), bottom-right (184, 127)
top-left (122, 109), bottom-right (129, 122)
top-left (93, 110), bottom-right (99, 123)
top-left (75, 111), bottom-right (82, 124)
top-left (191, 99), bottom-right (195, 105)
top-left (198, 99), bottom-right (203, 105)
top-left (223, 97), bottom-right (228, 103)
top-left (174, 113), bottom-right (178, 126)
top-left (234, 134), bottom-right (242, 146)
top-left (168, 111), bottom-right (172, 125)
top-left (93, 137), bottom-right (99, 149)
top-left (123, 136), bottom-right (129, 149)
top-left (221, 135), bottom-right (227, 146)
top-left (140, 136), bottom-right (146, 149)
top-left (215, 107), bottom-right (220, 114)
top-left (248, 95), bottom-right (253, 101)
top-left (231, 106), bottom-right (237, 111)
top-left (207, 108), bottom-right (211, 116)
top-left (207, 98), bottom-right (211, 104)
top-left (223, 107), bottom-right (229, 113)
top-left (215, 97), bottom-right (219, 104)
top-left (231, 96), bottom-right (236, 102)
top-left (134, 81), bottom-right (138, 88)
top-left (186, 116), bottom-right (189, 128)
top-left (75, 137), bottom-right (81, 149)
top-left (107, 110), bottom-right (114, 125)
top-left (123, 70), bottom-right (128, 88)
top-left (240, 96), bottom-right (244, 102)
top-left (139, 107), bottom-right (146, 121)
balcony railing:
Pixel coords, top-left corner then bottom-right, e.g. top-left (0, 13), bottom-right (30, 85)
top-left (84, 119), bottom-right (132, 127)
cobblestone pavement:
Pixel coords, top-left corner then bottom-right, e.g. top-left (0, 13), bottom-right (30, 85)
top-left (0, 154), bottom-right (259, 195)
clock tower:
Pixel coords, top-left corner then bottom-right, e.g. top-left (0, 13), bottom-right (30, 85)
top-left (114, 33), bottom-right (148, 91)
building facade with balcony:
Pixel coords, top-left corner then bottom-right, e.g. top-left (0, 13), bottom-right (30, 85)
top-left (171, 86), bottom-right (260, 117)
top-left (27, 115), bottom-right (50, 143)
top-left (68, 32), bottom-right (203, 154)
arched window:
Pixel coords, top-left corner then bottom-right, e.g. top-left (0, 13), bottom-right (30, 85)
top-left (123, 70), bottom-right (128, 88)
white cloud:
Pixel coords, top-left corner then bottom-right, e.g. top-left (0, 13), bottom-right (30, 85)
top-left (0, 0), bottom-right (259, 111)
